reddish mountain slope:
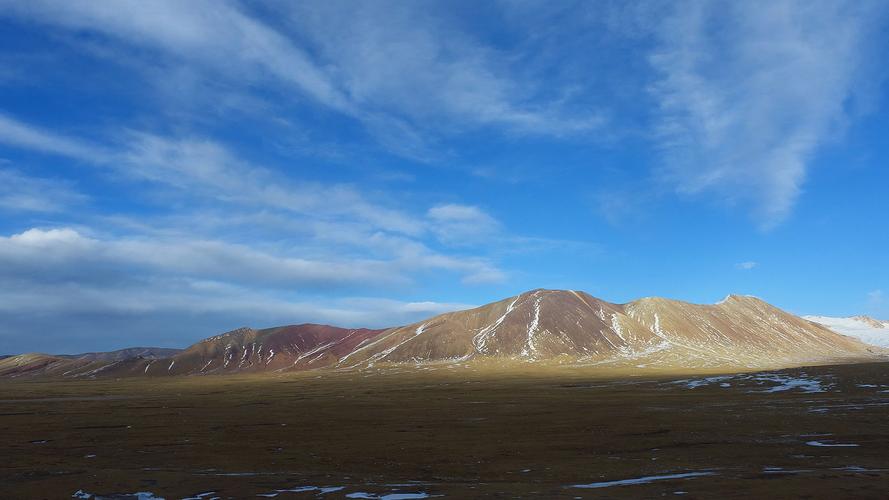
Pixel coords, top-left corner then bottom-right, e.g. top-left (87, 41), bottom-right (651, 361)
top-left (143, 324), bottom-right (386, 375)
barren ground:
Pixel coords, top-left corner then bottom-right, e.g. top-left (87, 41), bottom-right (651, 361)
top-left (3, 362), bottom-right (889, 499)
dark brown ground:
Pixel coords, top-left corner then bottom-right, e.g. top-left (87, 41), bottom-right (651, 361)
top-left (2, 362), bottom-right (889, 499)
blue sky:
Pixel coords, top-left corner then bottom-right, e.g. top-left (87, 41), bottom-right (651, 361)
top-left (1, 1), bottom-right (888, 353)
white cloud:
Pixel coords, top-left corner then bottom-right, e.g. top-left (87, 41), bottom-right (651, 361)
top-left (0, 226), bottom-right (496, 352)
top-left (120, 132), bottom-right (424, 235)
top-left (0, 114), bottom-right (512, 289)
top-left (0, 113), bottom-right (108, 160)
top-left (0, 114), bottom-right (424, 235)
top-left (735, 261), bottom-right (758, 271)
top-left (283, 1), bottom-right (601, 136)
top-left (0, 277), bottom-right (474, 353)
top-left (0, 227), bottom-right (505, 288)
top-left (0, 0), bottom-right (350, 112)
top-left (427, 203), bottom-right (501, 246)
top-left (0, 168), bottom-right (88, 212)
top-left (0, 0), bottom-right (601, 158)
top-left (649, 0), bottom-right (882, 227)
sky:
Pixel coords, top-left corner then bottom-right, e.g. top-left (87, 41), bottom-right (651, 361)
top-left (1, 1), bottom-right (888, 354)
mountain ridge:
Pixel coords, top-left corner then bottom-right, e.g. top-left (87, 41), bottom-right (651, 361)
top-left (1, 289), bottom-right (882, 378)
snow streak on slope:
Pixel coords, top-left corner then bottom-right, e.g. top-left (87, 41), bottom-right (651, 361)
top-left (805, 316), bottom-right (889, 348)
top-left (473, 294), bottom-right (522, 355)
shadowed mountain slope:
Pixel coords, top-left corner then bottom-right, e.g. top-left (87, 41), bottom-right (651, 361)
top-left (146, 324), bottom-right (386, 375)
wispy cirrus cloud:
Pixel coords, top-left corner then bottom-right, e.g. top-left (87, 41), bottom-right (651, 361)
top-left (0, 113), bottom-right (424, 235)
top-left (735, 261), bottom-right (758, 271)
top-left (0, 115), bottom-right (512, 285)
top-left (649, 0), bottom-right (884, 227)
top-left (0, 167), bottom-right (87, 213)
top-left (0, 0), bottom-right (601, 160)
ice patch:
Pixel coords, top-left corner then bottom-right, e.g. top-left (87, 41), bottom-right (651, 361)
top-left (569, 471), bottom-right (715, 489)
top-left (258, 486), bottom-right (345, 497)
top-left (182, 492), bottom-right (217, 500)
top-left (670, 372), bottom-right (831, 393)
top-left (754, 374), bottom-right (827, 393)
top-left (806, 441), bottom-right (859, 447)
top-left (72, 492), bottom-right (163, 499)
top-left (673, 376), bottom-right (732, 389)
top-left (833, 465), bottom-right (886, 472)
top-left (345, 493), bottom-right (432, 500)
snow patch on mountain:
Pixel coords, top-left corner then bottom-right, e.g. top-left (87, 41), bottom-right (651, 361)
top-left (804, 315), bottom-right (889, 348)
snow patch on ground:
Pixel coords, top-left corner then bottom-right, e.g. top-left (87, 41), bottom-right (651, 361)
top-left (73, 491), bottom-right (163, 499)
top-left (569, 471), bottom-right (715, 489)
top-left (258, 486), bottom-right (345, 497)
top-left (806, 440), bottom-right (859, 447)
top-left (753, 374), bottom-right (828, 393)
top-left (670, 372), bottom-right (832, 393)
top-left (345, 493), bottom-right (432, 500)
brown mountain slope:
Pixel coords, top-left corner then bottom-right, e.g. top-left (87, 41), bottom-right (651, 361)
top-left (337, 289), bottom-right (878, 370)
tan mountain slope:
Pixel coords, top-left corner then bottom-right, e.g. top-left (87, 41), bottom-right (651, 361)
top-left (338, 289), bottom-right (877, 370)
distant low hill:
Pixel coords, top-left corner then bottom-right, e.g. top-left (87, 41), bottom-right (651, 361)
top-left (805, 315), bottom-right (889, 348)
top-left (1, 289), bottom-right (882, 378)
top-left (62, 347), bottom-right (182, 362)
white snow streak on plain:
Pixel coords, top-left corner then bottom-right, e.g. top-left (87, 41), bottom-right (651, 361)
top-left (672, 373), bottom-right (830, 393)
top-left (570, 471), bottom-right (716, 489)
top-left (345, 493), bottom-right (431, 499)
top-left (806, 441), bottom-right (859, 447)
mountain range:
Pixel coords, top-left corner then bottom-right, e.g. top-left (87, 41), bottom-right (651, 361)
top-left (1, 289), bottom-right (883, 378)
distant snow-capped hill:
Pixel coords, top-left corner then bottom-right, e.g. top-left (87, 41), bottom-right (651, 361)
top-left (804, 315), bottom-right (889, 348)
